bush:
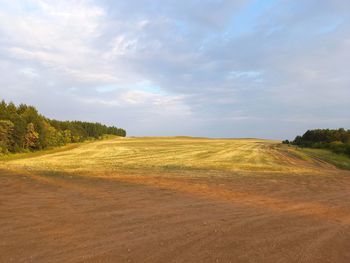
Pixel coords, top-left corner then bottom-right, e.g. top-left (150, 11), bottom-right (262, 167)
top-left (291, 129), bottom-right (350, 157)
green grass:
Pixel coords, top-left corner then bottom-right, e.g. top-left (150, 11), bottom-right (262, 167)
top-left (298, 147), bottom-right (350, 170)
top-left (0, 143), bottom-right (83, 161)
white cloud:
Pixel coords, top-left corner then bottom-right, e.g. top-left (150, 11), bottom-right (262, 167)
top-left (0, 0), bottom-right (349, 137)
top-left (0, 0), bottom-right (117, 84)
top-left (110, 35), bottom-right (138, 56)
top-left (119, 90), bottom-right (191, 116)
top-left (137, 19), bottom-right (150, 29)
top-left (19, 67), bottom-right (39, 79)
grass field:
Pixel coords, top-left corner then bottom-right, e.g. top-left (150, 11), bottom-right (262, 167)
top-left (1, 136), bottom-right (346, 175)
top-left (1, 137), bottom-right (350, 262)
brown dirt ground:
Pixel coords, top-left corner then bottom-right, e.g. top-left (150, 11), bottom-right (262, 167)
top-left (1, 169), bottom-right (350, 263)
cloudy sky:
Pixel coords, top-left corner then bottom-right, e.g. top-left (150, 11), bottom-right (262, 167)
top-left (0, 0), bottom-right (349, 139)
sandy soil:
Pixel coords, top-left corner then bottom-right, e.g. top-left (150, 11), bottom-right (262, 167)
top-left (1, 169), bottom-right (350, 263)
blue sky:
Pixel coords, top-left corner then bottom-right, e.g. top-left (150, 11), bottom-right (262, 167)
top-left (0, 0), bottom-right (349, 139)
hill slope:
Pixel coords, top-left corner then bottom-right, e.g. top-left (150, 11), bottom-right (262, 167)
top-left (1, 137), bottom-right (350, 262)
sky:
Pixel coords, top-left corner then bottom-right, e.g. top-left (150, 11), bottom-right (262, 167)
top-left (0, 0), bottom-right (349, 139)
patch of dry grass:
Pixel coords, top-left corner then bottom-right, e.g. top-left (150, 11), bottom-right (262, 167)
top-left (0, 137), bottom-right (340, 176)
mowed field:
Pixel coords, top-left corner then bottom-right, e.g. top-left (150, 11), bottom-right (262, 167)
top-left (1, 137), bottom-right (350, 262)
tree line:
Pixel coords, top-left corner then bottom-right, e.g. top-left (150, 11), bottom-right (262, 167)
top-left (0, 100), bottom-right (126, 153)
top-left (283, 128), bottom-right (350, 157)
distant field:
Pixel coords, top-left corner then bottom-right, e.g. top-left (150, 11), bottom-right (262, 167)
top-left (1, 137), bottom-right (350, 262)
top-left (1, 136), bottom-right (345, 176)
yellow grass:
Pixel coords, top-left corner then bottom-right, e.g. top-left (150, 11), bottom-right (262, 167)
top-left (0, 136), bottom-right (339, 176)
